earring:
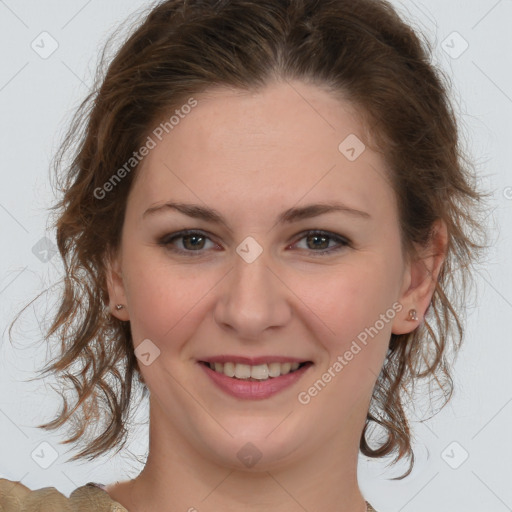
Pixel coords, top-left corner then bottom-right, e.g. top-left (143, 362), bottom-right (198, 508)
top-left (115, 304), bottom-right (125, 310)
top-left (408, 308), bottom-right (418, 321)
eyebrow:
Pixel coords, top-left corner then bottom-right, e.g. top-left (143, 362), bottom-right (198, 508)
top-left (142, 201), bottom-right (371, 228)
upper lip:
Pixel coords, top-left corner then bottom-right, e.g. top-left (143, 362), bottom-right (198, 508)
top-left (199, 355), bottom-right (311, 365)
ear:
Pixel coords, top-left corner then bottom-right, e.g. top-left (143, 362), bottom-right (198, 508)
top-left (392, 219), bottom-right (448, 335)
top-left (104, 248), bottom-right (130, 321)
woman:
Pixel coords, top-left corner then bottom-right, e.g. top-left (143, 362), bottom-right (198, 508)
top-left (1, 0), bottom-right (486, 510)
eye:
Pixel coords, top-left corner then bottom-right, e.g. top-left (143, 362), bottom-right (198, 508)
top-left (291, 230), bottom-right (351, 256)
top-left (158, 229), bottom-right (350, 257)
top-left (158, 230), bottom-right (218, 256)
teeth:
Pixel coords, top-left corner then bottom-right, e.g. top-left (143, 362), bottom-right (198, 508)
top-left (251, 364), bottom-right (269, 380)
top-left (234, 363), bottom-right (251, 379)
top-left (268, 362), bottom-right (282, 377)
top-left (207, 361), bottom-right (302, 380)
top-left (223, 362), bottom-right (235, 378)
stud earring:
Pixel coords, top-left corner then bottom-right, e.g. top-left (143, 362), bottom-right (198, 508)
top-left (408, 308), bottom-right (418, 321)
top-left (115, 304), bottom-right (125, 310)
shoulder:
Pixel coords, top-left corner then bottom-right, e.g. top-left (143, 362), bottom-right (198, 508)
top-left (0, 478), bottom-right (71, 511)
top-left (0, 478), bottom-right (128, 512)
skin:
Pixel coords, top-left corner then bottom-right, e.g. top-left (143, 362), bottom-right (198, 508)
top-left (104, 79), bottom-right (447, 512)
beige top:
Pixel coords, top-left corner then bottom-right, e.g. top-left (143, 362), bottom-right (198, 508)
top-left (0, 478), bottom-right (128, 511)
top-left (0, 477), bottom-right (377, 511)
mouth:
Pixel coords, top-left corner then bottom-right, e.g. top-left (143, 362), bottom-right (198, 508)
top-left (197, 357), bottom-right (313, 400)
top-left (198, 360), bottom-right (312, 381)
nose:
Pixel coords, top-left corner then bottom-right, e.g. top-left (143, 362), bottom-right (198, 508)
top-left (213, 247), bottom-right (291, 341)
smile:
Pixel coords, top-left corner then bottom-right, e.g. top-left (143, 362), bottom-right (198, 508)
top-left (203, 361), bottom-right (306, 380)
top-left (198, 359), bottom-right (313, 400)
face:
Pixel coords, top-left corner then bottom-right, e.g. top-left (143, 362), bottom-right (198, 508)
top-left (107, 79), bottom-right (430, 471)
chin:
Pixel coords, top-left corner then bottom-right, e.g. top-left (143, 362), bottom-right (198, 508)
top-left (192, 415), bottom-right (314, 472)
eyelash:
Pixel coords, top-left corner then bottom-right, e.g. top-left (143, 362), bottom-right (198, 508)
top-left (157, 229), bottom-right (351, 257)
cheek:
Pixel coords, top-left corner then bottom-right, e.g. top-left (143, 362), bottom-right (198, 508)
top-left (122, 250), bottom-right (223, 352)
top-left (302, 259), bottom-right (401, 360)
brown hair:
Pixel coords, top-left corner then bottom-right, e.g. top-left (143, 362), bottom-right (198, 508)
top-left (10, 0), bottom-right (488, 478)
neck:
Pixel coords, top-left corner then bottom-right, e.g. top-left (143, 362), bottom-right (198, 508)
top-left (110, 400), bottom-right (368, 512)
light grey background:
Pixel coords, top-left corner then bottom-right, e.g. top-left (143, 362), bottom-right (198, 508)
top-left (0, 1), bottom-right (511, 511)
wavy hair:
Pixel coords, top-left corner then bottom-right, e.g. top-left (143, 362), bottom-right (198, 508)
top-left (10, 0), bottom-right (488, 478)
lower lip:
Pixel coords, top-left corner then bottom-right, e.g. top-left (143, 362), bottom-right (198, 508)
top-left (198, 362), bottom-right (312, 400)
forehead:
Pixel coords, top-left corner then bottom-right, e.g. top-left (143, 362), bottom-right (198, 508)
top-left (129, 80), bottom-right (396, 224)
